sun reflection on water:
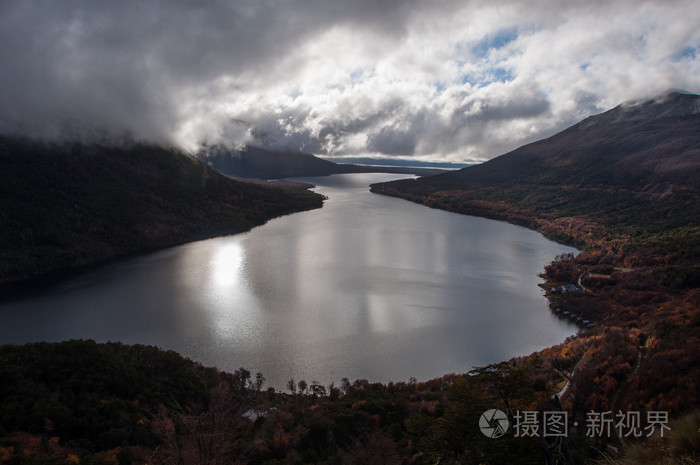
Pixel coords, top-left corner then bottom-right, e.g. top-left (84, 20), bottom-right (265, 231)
top-left (210, 242), bottom-right (244, 289)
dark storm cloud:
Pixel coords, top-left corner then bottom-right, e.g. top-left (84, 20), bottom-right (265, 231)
top-left (0, 0), bottom-right (698, 160)
top-left (0, 0), bottom-right (427, 142)
top-left (368, 125), bottom-right (419, 156)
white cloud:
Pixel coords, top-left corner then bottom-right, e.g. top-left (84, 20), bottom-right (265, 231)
top-left (0, 0), bottom-right (698, 161)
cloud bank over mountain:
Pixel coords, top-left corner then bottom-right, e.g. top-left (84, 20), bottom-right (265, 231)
top-left (1, 0), bottom-right (698, 161)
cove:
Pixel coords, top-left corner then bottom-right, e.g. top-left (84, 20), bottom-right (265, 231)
top-left (0, 173), bottom-right (578, 389)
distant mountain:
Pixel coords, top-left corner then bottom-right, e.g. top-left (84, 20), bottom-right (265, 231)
top-left (320, 156), bottom-right (472, 170)
top-left (416, 90), bottom-right (700, 190)
top-left (0, 137), bottom-right (324, 288)
top-left (199, 145), bottom-right (345, 178)
top-left (372, 90), bottom-right (700, 263)
top-left (198, 145), bottom-right (447, 179)
top-left (369, 87), bottom-right (700, 370)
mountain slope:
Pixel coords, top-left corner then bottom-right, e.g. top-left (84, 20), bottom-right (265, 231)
top-left (199, 145), bottom-right (344, 178)
top-left (372, 91), bottom-right (700, 253)
top-left (0, 137), bottom-right (324, 287)
top-left (198, 145), bottom-right (447, 179)
top-left (414, 90), bottom-right (700, 190)
top-left (370, 92), bottom-right (700, 430)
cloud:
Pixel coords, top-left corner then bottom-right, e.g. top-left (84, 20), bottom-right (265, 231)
top-left (0, 0), bottom-right (698, 160)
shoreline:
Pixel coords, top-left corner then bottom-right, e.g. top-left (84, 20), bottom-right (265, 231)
top-left (0, 198), bottom-right (323, 301)
top-left (368, 180), bottom-right (700, 420)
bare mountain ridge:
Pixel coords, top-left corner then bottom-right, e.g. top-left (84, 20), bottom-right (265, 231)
top-left (427, 90), bottom-right (700, 191)
top-left (370, 91), bottom-right (700, 264)
top-left (580, 90), bottom-right (700, 126)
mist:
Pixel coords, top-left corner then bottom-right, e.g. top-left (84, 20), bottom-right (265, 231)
top-left (1, 0), bottom-right (698, 161)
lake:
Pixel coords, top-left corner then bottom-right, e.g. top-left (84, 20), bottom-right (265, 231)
top-left (0, 173), bottom-right (578, 389)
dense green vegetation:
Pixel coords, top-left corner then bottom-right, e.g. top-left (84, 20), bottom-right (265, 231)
top-left (0, 341), bottom-right (218, 447)
top-left (1, 340), bottom-right (698, 464)
top-left (0, 341), bottom-right (220, 463)
top-left (0, 137), bottom-right (324, 287)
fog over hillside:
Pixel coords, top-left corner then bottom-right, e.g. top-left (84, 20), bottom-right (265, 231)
top-left (1, 0), bottom-right (698, 162)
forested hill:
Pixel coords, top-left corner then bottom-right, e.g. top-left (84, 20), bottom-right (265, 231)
top-left (0, 137), bottom-right (324, 287)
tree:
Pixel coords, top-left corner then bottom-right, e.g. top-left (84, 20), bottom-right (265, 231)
top-left (469, 361), bottom-right (536, 416)
top-left (328, 382), bottom-right (340, 401)
top-left (310, 381), bottom-right (327, 398)
top-left (340, 378), bottom-right (351, 395)
top-left (298, 380), bottom-right (308, 395)
top-left (151, 387), bottom-right (237, 465)
top-left (287, 378), bottom-right (297, 395)
top-left (233, 368), bottom-right (251, 393)
top-left (253, 372), bottom-right (265, 392)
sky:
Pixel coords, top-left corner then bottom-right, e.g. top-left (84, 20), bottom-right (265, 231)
top-left (1, 0), bottom-right (698, 163)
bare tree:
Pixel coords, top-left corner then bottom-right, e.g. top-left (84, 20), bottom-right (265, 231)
top-left (286, 378), bottom-right (297, 395)
top-left (253, 372), bottom-right (265, 392)
top-left (151, 387), bottom-right (241, 465)
top-left (340, 377), bottom-right (351, 395)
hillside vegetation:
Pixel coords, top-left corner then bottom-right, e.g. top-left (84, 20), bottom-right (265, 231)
top-left (1, 339), bottom-right (698, 465)
top-left (372, 91), bottom-right (700, 281)
top-left (0, 137), bottom-right (324, 287)
top-left (1, 93), bottom-right (699, 464)
top-left (367, 91), bottom-right (700, 461)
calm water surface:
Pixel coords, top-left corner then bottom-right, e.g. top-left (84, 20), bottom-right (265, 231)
top-left (0, 173), bottom-right (578, 388)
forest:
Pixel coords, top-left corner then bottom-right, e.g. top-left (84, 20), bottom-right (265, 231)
top-left (0, 137), bottom-right (324, 290)
top-left (0, 339), bottom-right (698, 464)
